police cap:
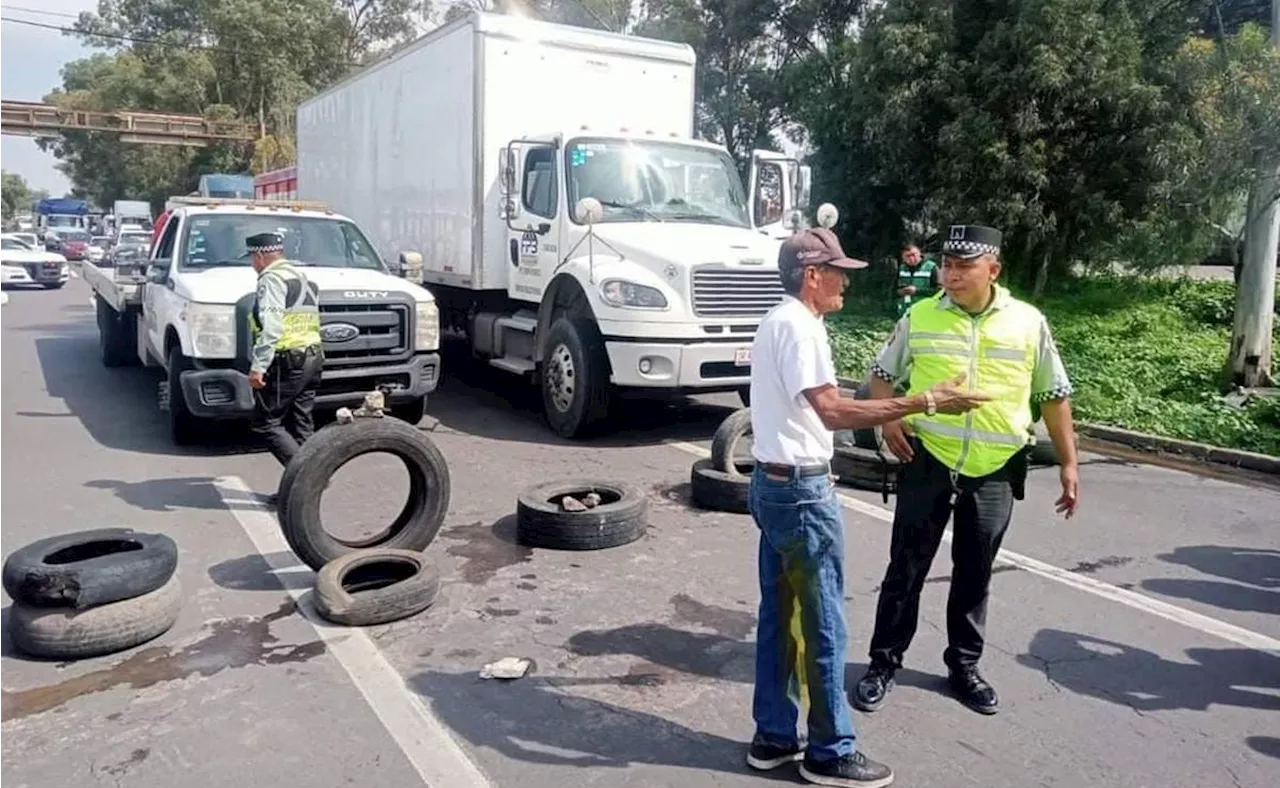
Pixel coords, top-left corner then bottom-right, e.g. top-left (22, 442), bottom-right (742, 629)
top-left (941, 225), bottom-right (1002, 259)
top-left (244, 232), bottom-right (284, 255)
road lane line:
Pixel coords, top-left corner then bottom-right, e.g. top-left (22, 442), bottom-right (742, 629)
top-left (213, 475), bottom-right (494, 788)
top-left (666, 440), bottom-right (1280, 657)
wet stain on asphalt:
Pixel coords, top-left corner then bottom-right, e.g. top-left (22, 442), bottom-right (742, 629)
top-left (619, 660), bottom-right (672, 687)
top-left (517, 582), bottom-right (538, 591)
top-left (670, 593), bottom-right (755, 640)
top-left (520, 574), bottom-right (537, 580)
top-left (1069, 555), bottom-right (1134, 574)
top-left (440, 517), bottom-right (532, 585)
top-left (99, 747), bottom-right (149, 778)
top-left (1, 600), bottom-right (322, 722)
top-left (446, 648), bottom-right (481, 659)
top-left (482, 607), bottom-right (521, 618)
top-left (535, 616), bottom-right (557, 625)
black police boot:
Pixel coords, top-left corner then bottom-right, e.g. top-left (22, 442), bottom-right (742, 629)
top-left (948, 664), bottom-right (999, 715)
top-left (798, 750), bottom-right (894, 787)
top-left (851, 664), bottom-right (896, 713)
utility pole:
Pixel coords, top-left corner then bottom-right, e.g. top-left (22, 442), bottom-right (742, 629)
top-left (1228, 0), bottom-right (1280, 388)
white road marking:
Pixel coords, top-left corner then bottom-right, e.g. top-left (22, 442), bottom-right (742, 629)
top-left (666, 441), bottom-right (1280, 657)
top-left (213, 475), bottom-right (494, 788)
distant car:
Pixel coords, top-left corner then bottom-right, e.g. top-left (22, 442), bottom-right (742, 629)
top-left (109, 239), bottom-right (150, 270)
top-left (87, 235), bottom-right (113, 263)
top-left (1, 234), bottom-right (70, 289)
top-left (47, 229), bottom-right (92, 261)
top-left (116, 230), bottom-right (152, 249)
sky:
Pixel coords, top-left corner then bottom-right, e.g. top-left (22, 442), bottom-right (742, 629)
top-left (1, 0), bottom-right (97, 195)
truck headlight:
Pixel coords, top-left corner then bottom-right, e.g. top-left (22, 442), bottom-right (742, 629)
top-left (414, 300), bottom-right (439, 351)
top-left (600, 279), bottom-right (668, 309)
top-left (187, 303), bottom-right (236, 358)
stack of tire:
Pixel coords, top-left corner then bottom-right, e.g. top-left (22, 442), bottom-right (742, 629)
top-left (274, 417), bottom-right (450, 627)
top-left (690, 408), bottom-right (754, 514)
top-left (3, 528), bottom-right (181, 659)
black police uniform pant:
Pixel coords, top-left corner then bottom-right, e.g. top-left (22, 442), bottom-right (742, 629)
top-left (867, 439), bottom-right (1017, 671)
top-left (251, 346), bottom-right (323, 467)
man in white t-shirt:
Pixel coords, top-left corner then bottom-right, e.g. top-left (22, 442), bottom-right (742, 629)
top-left (745, 227), bottom-right (988, 787)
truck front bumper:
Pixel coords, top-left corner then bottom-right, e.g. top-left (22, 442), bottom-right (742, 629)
top-left (604, 338), bottom-right (752, 389)
top-left (179, 352), bottom-right (442, 418)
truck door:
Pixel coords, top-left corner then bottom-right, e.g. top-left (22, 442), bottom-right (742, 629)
top-left (144, 217), bottom-right (181, 360)
top-left (748, 150), bottom-right (810, 239)
top-left (501, 142), bottom-right (562, 303)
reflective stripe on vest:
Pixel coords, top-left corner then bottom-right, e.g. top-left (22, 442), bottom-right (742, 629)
top-left (250, 261), bottom-right (322, 352)
top-left (903, 286), bottom-right (1040, 477)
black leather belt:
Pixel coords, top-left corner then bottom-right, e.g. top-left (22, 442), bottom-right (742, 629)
top-left (758, 461), bottom-right (831, 478)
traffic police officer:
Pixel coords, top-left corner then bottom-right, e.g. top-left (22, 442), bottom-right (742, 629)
top-left (894, 242), bottom-right (938, 317)
top-left (245, 232), bottom-right (323, 495)
top-left (853, 224), bottom-right (1081, 716)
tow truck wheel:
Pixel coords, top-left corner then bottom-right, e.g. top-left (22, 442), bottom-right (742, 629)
top-left (390, 397), bottom-right (427, 425)
top-left (42, 282), bottom-right (65, 290)
top-left (165, 346), bottom-right (202, 446)
top-left (541, 316), bottom-right (611, 439)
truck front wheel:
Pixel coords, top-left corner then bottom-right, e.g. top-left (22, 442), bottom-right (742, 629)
top-left (541, 316), bottom-right (611, 439)
top-left (391, 397), bottom-right (427, 425)
top-left (165, 346), bottom-right (203, 446)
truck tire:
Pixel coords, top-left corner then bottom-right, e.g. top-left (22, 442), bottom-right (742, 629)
top-left (96, 296), bottom-right (136, 367)
top-left (834, 446), bottom-right (900, 494)
top-left (277, 418), bottom-right (452, 571)
top-left (710, 408), bottom-right (753, 476)
top-left (165, 345), bottom-right (202, 445)
top-left (516, 479), bottom-right (647, 550)
top-left (9, 575), bottom-right (182, 660)
top-left (2, 528), bottom-right (178, 609)
top-left (690, 458), bottom-right (751, 514)
top-left (541, 316), bottom-right (611, 439)
top-left (42, 282), bottom-right (65, 290)
top-left (313, 549), bottom-right (440, 626)
top-left (390, 397), bottom-right (427, 425)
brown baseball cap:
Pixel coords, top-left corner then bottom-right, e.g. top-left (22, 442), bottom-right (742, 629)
top-left (778, 227), bottom-right (869, 273)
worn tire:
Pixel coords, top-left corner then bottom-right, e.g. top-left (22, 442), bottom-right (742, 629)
top-left (516, 479), bottom-right (647, 550)
top-left (166, 345), bottom-right (202, 445)
top-left (278, 418), bottom-right (452, 571)
top-left (8, 575), bottom-right (182, 660)
top-left (710, 408), bottom-right (753, 476)
top-left (690, 458), bottom-right (752, 514)
top-left (541, 316), bottom-right (612, 439)
top-left (834, 446), bottom-right (900, 494)
top-left (2, 528), bottom-right (178, 609)
top-left (390, 397), bottom-right (428, 426)
top-left (313, 549), bottom-right (441, 627)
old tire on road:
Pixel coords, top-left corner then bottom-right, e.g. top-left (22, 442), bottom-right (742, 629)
top-left (834, 446), bottom-right (900, 494)
top-left (516, 479), bottom-right (647, 550)
top-left (8, 575), bottom-right (182, 660)
top-left (541, 316), bottom-right (612, 439)
top-left (278, 417), bottom-right (452, 571)
top-left (690, 458), bottom-right (752, 514)
top-left (710, 408), bottom-right (753, 476)
top-left (313, 548), bottom-right (441, 627)
top-left (2, 527), bottom-right (178, 609)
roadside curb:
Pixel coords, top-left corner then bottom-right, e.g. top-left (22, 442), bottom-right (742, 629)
top-left (834, 376), bottom-right (1279, 476)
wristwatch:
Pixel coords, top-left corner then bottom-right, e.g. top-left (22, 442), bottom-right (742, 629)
top-left (924, 391), bottom-right (937, 416)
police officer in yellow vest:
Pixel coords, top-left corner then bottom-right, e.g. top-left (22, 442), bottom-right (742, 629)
top-left (245, 232), bottom-right (323, 495)
top-left (853, 224), bottom-right (1080, 716)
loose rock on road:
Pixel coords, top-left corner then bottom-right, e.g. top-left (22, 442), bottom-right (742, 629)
top-left (2, 279), bottom-right (1278, 788)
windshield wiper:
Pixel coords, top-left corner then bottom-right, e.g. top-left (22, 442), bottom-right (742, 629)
top-left (597, 199), bottom-right (663, 222)
top-left (664, 211), bottom-right (740, 226)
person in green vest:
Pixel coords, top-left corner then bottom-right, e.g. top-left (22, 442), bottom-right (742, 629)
top-left (245, 231), bottom-right (324, 503)
top-left (893, 242), bottom-right (938, 317)
top-left (852, 224), bottom-right (1080, 717)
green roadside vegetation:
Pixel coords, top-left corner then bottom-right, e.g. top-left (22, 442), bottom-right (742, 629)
top-left (827, 276), bottom-right (1280, 457)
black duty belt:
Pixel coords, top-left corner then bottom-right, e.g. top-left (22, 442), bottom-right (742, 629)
top-left (758, 461), bottom-right (832, 478)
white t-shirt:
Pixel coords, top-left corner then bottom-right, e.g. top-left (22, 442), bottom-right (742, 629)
top-left (749, 295), bottom-right (837, 465)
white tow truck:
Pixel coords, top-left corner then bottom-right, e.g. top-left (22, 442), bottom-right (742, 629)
top-left (82, 197), bottom-right (441, 445)
top-left (296, 10), bottom-right (820, 438)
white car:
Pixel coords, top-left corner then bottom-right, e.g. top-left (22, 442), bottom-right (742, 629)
top-left (87, 235), bottom-right (113, 263)
top-left (1, 234), bottom-right (70, 289)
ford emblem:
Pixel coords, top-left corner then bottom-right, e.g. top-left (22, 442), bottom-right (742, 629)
top-left (321, 322), bottom-right (360, 343)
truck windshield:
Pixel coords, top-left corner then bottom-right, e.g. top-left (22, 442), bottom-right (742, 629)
top-left (564, 138), bottom-right (750, 228)
top-left (178, 214), bottom-right (386, 271)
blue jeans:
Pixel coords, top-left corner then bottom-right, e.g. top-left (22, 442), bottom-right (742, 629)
top-left (749, 464), bottom-right (857, 762)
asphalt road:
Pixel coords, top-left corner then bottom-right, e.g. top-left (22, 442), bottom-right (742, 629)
top-left (2, 278), bottom-right (1278, 788)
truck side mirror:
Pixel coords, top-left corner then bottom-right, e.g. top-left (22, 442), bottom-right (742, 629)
top-left (398, 251), bottom-right (423, 281)
top-left (816, 203), bottom-right (839, 229)
top-left (795, 166), bottom-right (813, 211)
top-left (146, 261), bottom-right (170, 284)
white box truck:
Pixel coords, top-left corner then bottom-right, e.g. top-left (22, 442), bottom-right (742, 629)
top-left (296, 10), bottom-right (821, 438)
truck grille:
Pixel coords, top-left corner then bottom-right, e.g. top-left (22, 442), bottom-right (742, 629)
top-left (319, 302), bottom-right (412, 366)
top-left (691, 267), bottom-right (785, 318)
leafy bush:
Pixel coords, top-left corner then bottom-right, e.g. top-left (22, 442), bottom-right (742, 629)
top-left (827, 275), bottom-right (1280, 456)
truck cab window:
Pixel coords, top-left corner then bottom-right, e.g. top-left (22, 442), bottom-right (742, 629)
top-left (753, 162), bottom-right (784, 226)
top-left (155, 219), bottom-right (179, 259)
top-left (522, 148), bottom-right (557, 219)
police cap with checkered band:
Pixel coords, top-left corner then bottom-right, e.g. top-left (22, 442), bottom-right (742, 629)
top-left (243, 232), bottom-right (284, 256)
top-left (941, 225), bottom-right (1002, 259)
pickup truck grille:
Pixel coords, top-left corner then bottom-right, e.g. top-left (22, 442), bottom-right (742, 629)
top-left (319, 302), bottom-right (412, 367)
top-left (691, 267), bottom-right (785, 318)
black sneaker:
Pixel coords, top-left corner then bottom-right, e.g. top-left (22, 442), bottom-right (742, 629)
top-left (799, 751), bottom-right (894, 787)
top-left (948, 664), bottom-right (999, 715)
top-left (745, 735), bottom-right (804, 770)
top-left (851, 665), bottom-right (895, 712)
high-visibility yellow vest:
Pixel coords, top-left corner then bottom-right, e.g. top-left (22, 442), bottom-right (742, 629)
top-left (903, 285), bottom-right (1041, 477)
top-left (250, 260), bottom-right (322, 351)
